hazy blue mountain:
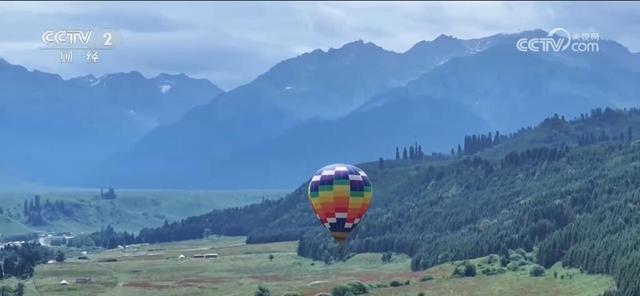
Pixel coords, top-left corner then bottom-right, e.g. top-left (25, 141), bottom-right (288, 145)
top-left (99, 37), bottom-right (484, 188)
top-left (212, 33), bottom-right (640, 188)
top-left (375, 34), bottom-right (640, 132)
top-left (0, 59), bottom-right (222, 185)
top-left (218, 94), bottom-right (489, 188)
top-left (99, 30), bottom-right (640, 189)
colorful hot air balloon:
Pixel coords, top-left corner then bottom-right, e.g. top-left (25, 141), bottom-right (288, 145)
top-left (307, 163), bottom-right (373, 243)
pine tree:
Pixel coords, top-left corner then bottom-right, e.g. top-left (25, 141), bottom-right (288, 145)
top-left (395, 147), bottom-right (400, 160)
top-left (402, 147), bottom-right (408, 160)
top-left (3, 258), bottom-right (15, 277)
top-left (34, 195), bottom-right (41, 211)
top-left (16, 282), bottom-right (24, 296)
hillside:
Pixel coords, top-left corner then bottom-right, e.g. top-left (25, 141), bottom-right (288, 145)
top-left (134, 107), bottom-right (640, 295)
top-left (0, 190), bottom-right (285, 239)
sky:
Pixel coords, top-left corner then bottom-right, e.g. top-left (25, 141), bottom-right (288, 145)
top-left (0, 1), bottom-right (639, 90)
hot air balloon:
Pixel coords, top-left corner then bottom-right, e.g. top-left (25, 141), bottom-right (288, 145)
top-left (307, 163), bottom-right (373, 243)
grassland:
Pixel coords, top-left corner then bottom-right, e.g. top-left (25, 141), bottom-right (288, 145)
top-left (12, 237), bottom-right (613, 296)
top-left (0, 190), bottom-right (286, 237)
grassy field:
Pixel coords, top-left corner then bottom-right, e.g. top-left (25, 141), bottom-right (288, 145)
top-left (12, 237), bottom-right (613, 296)
top-left (0, 189), bottom-right (286, 237)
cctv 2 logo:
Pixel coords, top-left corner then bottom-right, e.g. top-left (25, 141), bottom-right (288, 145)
top-left (42, 30), bottom-right (114, 48)
top-left (516, 28), bottom-right (599, 53)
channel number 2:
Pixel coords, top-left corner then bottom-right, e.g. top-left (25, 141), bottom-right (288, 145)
top-left (103, 32), bottom-right (113, 47)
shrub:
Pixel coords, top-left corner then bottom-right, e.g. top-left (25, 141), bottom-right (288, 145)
top-left (525, 253), bottom-right (536, 262)
top-left (500, 255), bottom-right (509, 267)
top-left (508, 253), bottom-right (523, 262)
top-left (381, 252), bottom-right (392, 263)
top-left (529, 264), bottom-right (545, 277)
top-left (487, 254), bottom-right (500, 264)
top-left (255, 285), bottom-right (271, 296)
top-left (420, 275), bottom-right (434, 282)
top-left (346, 282), bottom-right (368, 294)
top-left (55, 251), bottom-right (65, 262)
top-left (481, 267), bottom-right (507, 276)
top-left (330, 286), bottom-right (351, 296)
top-left (418, 293), bottom-right (426, 296)
top-left (331, 282), bottom-right (368, 296)
top-left (464, 262), bottom-right (477, 277)
top-left (507, 261), bottom-right (521, 272)
top-left (389, 280), bottom-right (403, 287)
top-left (452, 266), bottom-right (465, 277)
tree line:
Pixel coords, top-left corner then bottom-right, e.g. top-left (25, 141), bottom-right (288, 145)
top-left (0, 242), bottom-right (54, 280)
top-left (22, 195), bottom-right (69, 226)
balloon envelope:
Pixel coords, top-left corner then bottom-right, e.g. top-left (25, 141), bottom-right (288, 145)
top-left (307, 163), bottom-right (373, 243)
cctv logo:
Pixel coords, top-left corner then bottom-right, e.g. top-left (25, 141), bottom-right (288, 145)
top-left (42, 30), bottom-right (93, 46)
top-left (516, 28), bottom-right (599, 53)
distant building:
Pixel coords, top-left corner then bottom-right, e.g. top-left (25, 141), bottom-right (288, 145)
top-left (59, 280), bottom-right (69, 286)
top-left (100, 187), bottom-right (117, 200)
top-left (192, 253), bottom-right (218, 259)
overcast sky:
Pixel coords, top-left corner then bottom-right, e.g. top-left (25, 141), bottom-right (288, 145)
top-left (0, 1), bottom-right (639, 89)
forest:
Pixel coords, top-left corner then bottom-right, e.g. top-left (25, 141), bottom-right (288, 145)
top-left (0, 242), bottom-right (54, 280)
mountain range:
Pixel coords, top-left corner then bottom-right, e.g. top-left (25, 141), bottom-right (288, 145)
top-left (0, 59), bottom-right (222, 185)
top-left (1, 29), bottom-right (639, 188)
top-left (99, 30), bottom-right (640, 189)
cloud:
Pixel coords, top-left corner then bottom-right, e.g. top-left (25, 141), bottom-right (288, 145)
top-left (61, 9), bottom-right (188, 33)
top-left (0, 1), bottom-right (638, 89)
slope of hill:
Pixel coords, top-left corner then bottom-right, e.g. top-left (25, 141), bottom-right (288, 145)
top-left (0, 189), bottom-right (284, 239)
top-left (0, 59), bottom-right (223, 185)
top-left (102, 30), bottom-right (640, 189)
top-left (133, 107), bottom-right (640, 295)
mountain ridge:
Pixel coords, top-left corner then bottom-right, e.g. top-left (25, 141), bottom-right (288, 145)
top-left (101, 30), bottom-right (640, 189)
top-left (0, 59), bottom-right (223, 185)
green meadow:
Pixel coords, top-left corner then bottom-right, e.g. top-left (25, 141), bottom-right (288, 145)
top-left (13, 237), bottom-right (613, 296)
